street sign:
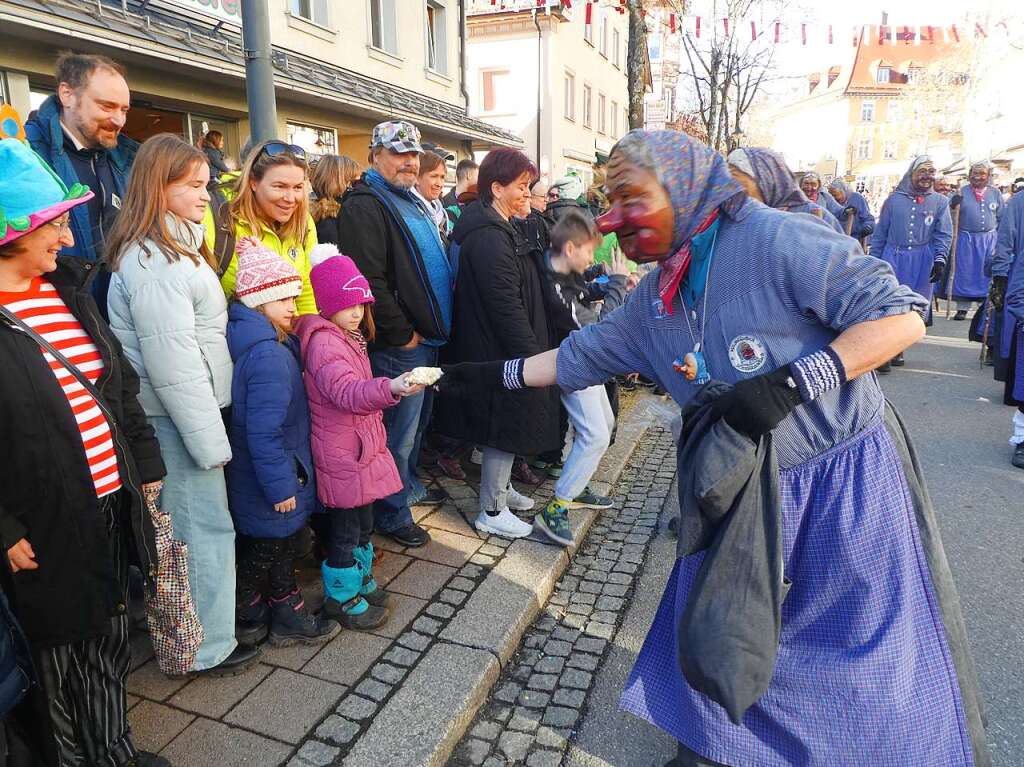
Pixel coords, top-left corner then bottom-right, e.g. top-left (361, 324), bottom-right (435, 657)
top-left (150, 0), bottom-right (242, 27)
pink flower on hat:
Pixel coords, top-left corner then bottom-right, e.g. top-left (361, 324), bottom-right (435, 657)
top-left (234, 236), bottom-right (303, 308)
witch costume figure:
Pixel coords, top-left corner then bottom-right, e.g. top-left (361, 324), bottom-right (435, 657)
top-left (945, 161), bottom-right (1004, 320)
top-left (870, 156), bottom-right (953, 369)
top-left (727, 147), bottom-right (845, 234)
top-left (442, 130), bottom-right (989, 767)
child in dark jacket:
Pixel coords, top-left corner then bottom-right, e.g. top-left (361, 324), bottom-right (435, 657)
top-left (295, 244), bottom-right (427, 630)
top-left (226, 238), bottom-right (340, 647)
top-left (533, 211), bottom-right (630, 547)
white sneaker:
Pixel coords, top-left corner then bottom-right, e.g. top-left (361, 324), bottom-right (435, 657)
top-left (470, 447), bottom-right (483, 465)
top-left (506, 484), bottom-right (535, 512)
top-left (475, 508), bottom-right (533, 539)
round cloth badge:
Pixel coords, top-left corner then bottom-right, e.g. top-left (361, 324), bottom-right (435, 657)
top-left (728, 335), bottom-right (767, 373)
top-left (924, 214), bottom-right (934, 226)
top-left (990, 201), bottom-right (999, 211)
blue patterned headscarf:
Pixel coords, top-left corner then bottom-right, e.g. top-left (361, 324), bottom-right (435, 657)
top-left (611, 130), bottom-right (745, 254)
top-left (728, 147), bottom-right (808, 211)
top-left (896, 155), bottom-right (934, 196)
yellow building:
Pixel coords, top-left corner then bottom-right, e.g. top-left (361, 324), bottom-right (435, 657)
top-left (0, 0), bottom-right (520, 168)
top-left (465, 0), bottom-right (629, 186)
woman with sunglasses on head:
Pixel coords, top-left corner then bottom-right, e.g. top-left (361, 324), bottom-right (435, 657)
top-left (0, 139), bottom-right (170, 765)
top-left (106, 134), bottom-right (259, 677)
top-left (205, 140), bottom-right (319, 315)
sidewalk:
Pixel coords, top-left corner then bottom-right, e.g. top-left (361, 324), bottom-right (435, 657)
top-left (126, 391), bottom-right (676, 766)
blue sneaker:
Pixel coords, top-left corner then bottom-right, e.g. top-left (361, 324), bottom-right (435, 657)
top-left (534, 500), bottom-right (573, 547)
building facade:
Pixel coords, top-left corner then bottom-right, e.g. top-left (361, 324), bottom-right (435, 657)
top-left (643, 3), bottom-right (680, 133)
top-left (465, 0), bottom-right (629, 187)
top-left (0, 0), bottom-right (519, 173)
top-left (771, 25), bottom-right (967, 201)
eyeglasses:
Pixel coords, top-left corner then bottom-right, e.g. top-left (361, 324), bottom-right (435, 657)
top-left (530, 194), bottom-right (546, 201)
top-left (47, 217), bottom-right (72, 233)
top-left (257, 141), bottom-right (307, 163)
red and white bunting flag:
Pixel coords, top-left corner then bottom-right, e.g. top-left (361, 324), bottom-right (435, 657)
top-left (774, 21), bottom-right (780, 43)
top-left (750, 20), bottom-right (757, 40)
top-left (723, 18), bottom-right (729, 36)
top-left (584, 1), bottom-right (592, 24)
top-left (563, 0), bottom-right (571, 8)
top-left (695, 15), bottom-right (701, 38)
top-left (974, 22), bottom-right (987, 38)
top-left (801, 23), bottom-right (806, 45)
top-left (669, 13), bottom-right (676, 33)
top-left (951, 24), bottom-right (960, 42)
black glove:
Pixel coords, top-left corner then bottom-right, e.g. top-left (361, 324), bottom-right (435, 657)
top-left (990, 275), bottom-right (1008, 310)
top-left (709, 366), bottom-right (802, 441)
top-left (929, 261), bottom-right (946, 283)
top-left (438, 360), bottom-right (525, 398)
top-left (583, 262), bottom-right (608, 282)
top-left (949, 193), bottom-right (963, 208)
top-left (843, 206), bottom-right (857, 218)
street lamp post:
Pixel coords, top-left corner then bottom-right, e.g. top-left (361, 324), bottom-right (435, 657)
top-left (241, 0), bottom-right (279, 142)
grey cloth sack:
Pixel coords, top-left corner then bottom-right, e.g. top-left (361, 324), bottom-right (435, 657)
top-left (674, 383), bottom-right (786, 725)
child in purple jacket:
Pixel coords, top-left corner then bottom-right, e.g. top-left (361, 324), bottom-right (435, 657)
top-left (295, 244), bottom-right (426, 630)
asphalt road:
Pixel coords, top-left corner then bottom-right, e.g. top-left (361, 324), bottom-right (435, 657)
top-left (565, 312), bottom-right (1024, 767)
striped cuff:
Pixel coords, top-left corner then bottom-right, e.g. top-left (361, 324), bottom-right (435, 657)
top-left (790, 347), bottom-right (847, 402)
top-left (503, 358), bottom-right (526, 390)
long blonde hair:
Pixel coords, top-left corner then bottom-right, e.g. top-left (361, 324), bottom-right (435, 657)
top-left (310, 155), bottom-right (362, 222)
top-left (228, 140), bottom-right (310, 245)
top-left (105, 133), bottom-right (215, 270)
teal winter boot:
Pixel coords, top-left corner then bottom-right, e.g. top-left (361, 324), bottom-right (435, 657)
top-left (321, 562), bottom-right (388, 630)
top-left (353, 542), bottom-right (390, 607)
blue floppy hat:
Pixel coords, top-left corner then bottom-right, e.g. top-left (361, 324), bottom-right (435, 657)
top-left (0, 138), bottom-right (93, 247)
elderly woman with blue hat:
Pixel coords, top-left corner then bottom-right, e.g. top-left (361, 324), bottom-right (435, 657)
top-left (0, 138), bottom-right (168, 766)
top-left (442, 129), bottom-right (989, 767)
top-left (828, 175), bottom-right (876, 242)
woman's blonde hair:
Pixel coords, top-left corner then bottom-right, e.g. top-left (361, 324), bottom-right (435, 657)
top-left (310, 155), bottom-right (362, 222)
top-left (228, 140), bottom-right (310, 245)
top-left (105, 133), bottom-right (215, 271)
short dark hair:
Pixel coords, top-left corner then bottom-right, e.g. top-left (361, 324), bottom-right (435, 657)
top-left (477, 149), bottom-right (537, 206)
top-left (550, 210), bottom-right (600, 252)
top-left (455, 158), bottom-right (479, 182)
top-left (55, 51), bottom-right (126, 91)
top-left (419, 151), bottom-right (446, 176)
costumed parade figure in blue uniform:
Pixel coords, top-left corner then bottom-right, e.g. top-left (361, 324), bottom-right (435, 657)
top-left (827, 177), bottom-right (874, 242)
top-left (992, 188), bottom-right (1024, 468)
top-left (441, 130), bottom-right (989, 767)
top-left (870, 155), bottom-right (953, 368)
top-left (799, 171), bottom-right (844, 220)
top-left (727, 148), bottom-right (845, 235)
top-left (945, 161), bottom-right (1004, 320)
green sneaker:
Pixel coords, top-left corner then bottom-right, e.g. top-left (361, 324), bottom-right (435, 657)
top-left (534, 500), bottom-right (573, 547)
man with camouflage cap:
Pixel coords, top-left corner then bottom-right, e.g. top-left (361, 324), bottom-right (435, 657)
top-left (335, 120), bottom-right (454, 547)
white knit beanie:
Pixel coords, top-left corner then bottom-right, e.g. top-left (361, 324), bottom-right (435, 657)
top-left (234, 237), bottom-right (303, 308)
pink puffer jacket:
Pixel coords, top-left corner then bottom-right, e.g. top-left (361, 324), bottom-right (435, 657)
top-left (294, 315), bottom-right (402, 509)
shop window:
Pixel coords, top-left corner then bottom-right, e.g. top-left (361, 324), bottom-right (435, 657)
top-left (597, 92), bottom-right (606, 134)
top-left (287, 121), bottom-right (337, 161)
top-left (291, 0), bottom-right (329, 26)
top-left (564, 71), bottom-right (575, 121)
top-left (426, 1), bottom-right (449, 75)
top-left (370, 0), bottom-right (399, 55)
top-left (583, 84), bottom-right (592, 128)
top-left (481, 69), bottom-right (511, 113)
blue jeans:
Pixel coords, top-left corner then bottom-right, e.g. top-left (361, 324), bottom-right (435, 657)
top-left (369, 344), bottom-right (439, 533)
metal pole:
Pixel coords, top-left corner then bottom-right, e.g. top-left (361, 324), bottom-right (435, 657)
top-left (241, 0), bottom-right (278, 142)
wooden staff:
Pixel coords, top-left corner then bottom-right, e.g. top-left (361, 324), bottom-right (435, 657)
top-left (944, 201), bottom-right (962, 319)
top-left (844, 208), bottom-right (855, 236)
top-left (980, 297), bottom-right (994, 369)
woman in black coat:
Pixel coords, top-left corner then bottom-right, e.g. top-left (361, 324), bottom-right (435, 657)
top-left (0, 139), bottom-right (167, 766)
top-left (438, 149), bottom-right (559, 539)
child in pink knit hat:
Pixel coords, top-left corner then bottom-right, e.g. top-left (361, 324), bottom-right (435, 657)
top-left (294, 244), bottom-right (425, 629)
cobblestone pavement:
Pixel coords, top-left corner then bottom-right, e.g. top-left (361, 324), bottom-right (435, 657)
top-left (448, 427), bottom-right (676, 767)
top-left (125, 393), bottom-right (664, 766)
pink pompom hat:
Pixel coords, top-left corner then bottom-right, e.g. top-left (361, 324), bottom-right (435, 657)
top-left (308, 243), bottom-right (375, 319)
